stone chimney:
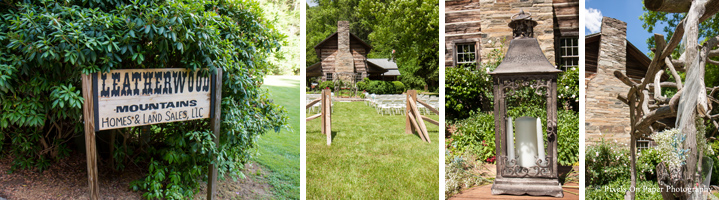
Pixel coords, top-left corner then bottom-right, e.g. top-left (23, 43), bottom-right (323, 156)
top-left (337, 21), bottom-right (350, 54)
top-left (334, 21), bottom-right (355, 81)
top-left (585, 17), bottom-right (630, 143)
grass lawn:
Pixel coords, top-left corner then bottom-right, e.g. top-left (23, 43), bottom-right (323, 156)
top-left (255, 75), bottom-right (300, 199)
top-left (307, 101), bottom-right (440, 199)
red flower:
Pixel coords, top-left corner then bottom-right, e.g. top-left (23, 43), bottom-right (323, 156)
top-left (486, 156), bottom-right (496, 163)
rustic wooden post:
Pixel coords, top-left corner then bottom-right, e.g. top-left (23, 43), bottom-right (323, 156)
top-left (408, 94), bottom-right (431, 143)
top-left (207, 69), bottom-right (223, 200)
top-left (405, 90), bottom-right (416, 134)
top-left (322, 88), bottom-right (332, 145)
top-left (81, 73), bottom-right (100, 200)
top-left (321, 89), bottom-right (326, 136)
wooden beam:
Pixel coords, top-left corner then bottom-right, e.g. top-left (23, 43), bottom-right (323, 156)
top-left (81, 74), bottom-right (99, 200)
top-left (416, 100), bottom-right (439, 115)
top-left (306, 98), bottom-right (321, 109)
top-left (421, 115), bottom-right (439, 126)
top-left (207, 69), bottom-right (223, 200)
top-left (407, 110), bottom-right (428, 142)
top-left (306, 113), bottom-right (321, 121)
top-left (409, 96), bottom-right (431, 143)
top-left (406, 90), bottom-right (417, 135)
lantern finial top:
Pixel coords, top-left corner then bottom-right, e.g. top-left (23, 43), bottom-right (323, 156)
top-left (509, 9), bottom-right (537, 39)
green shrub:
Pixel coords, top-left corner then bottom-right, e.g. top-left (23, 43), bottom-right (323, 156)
top-left (445, 66), bottom-right (492, 119)
top-left (356, 81), bottom-right (367, 91)
top-left (448, 106), bottom-right (579, 166)
top-left (0, 1), bottom-right (287, 199)
top-left (558, 66), bottom-right (579, 111)
top-left (318, 81), bottom-right (334, 91)
top-left (392, 81), bottom-right (405, 93)
top-left (586, 140), bottom-right (631, 186)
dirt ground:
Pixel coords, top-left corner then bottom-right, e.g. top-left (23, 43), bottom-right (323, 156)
top-left (0, 154), bottom-right (275, 199)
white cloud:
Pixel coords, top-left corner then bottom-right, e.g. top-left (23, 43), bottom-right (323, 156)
top-left (584, 7), bottom-right (603, 34)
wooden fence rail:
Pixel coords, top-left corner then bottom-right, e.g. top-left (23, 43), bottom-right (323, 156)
top-left (405, 90), bottom-right (437, 143)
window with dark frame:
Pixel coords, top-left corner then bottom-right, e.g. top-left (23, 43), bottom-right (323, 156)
top-left (355, 73), bottom-right (362, 83)
top-left (455, 43), bottom-right (477, 68)
top-left (326, 73), bottom-right (333, 81)
top-left (559, 37), bottom-right (579, 70)
top-left (637, 138), bottom-right (652, 151)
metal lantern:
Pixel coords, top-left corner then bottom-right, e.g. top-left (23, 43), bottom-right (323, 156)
top-left (489, 10), bottom-right (563, 198)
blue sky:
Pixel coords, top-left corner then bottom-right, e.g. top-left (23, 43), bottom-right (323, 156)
top-left (585, 0), bottom-right (668, 55)
top-left (306, 0), bottom-right (317, 7)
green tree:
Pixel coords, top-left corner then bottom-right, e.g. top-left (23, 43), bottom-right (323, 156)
top-left (306, 0), bottom-right (439, 91)
top-left (306, 0), bottom-right (373, 67)
top-left (0, 0), bottom-right (287, 198)
top-left (358, 0), bottom-right (439, 91)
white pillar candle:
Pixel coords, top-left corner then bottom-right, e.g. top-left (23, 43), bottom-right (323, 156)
top-left (507, 117), bottom-right (515, 161)
top-left (536, 118), bottom-right (545, 165)
top-left (515, 117), bottom-right (538, 167)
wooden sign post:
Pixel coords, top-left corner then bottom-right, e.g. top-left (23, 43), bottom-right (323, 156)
top-left (81, 68), bottom-right (222, 199)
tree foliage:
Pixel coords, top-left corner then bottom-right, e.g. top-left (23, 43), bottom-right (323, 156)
top-left (0, 0), bottom-right (287, 198)
top-left (305, 0), bottom-right (439, 91)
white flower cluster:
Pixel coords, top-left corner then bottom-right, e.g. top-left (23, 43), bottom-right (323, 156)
top-left (651, 128), bottom-right (688, 169)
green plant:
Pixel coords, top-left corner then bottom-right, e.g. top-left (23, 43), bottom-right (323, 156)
top-left (558, 66), bottom-right (579, 111)
top-left (637, 148), bottom-right (662, 182)
top-left (445, 66), bottom-right (492, 119)
top-left (0, 1), bottom-right (288, 198)
top-left (392, 81), bottom-right (405, 93)
top-left (318, 81), bottom-right (334, 91)
top-left (448, 106), bottom-right (579, 166)
top-left (586, 140), bottom-right (631, 186)
top-left (444, 150), bottom-right (491, 197)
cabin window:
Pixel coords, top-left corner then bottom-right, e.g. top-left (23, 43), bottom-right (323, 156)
top-left (637, 138), bottom-right (652, 151)
top-left (559, 37), bottom-right (579, 70)
top-left (326, 73), bottom-right (333, 81)
top-left (455, 43), bottom-right (477, 68)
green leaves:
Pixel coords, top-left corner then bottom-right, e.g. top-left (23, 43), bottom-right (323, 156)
top-left (1, 0), bottom-right (288, 199)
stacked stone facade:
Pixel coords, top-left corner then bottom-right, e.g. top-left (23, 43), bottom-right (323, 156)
top-left (585, 17), bottom-right (631, 143)
top-left (445, 0), bottom-right (578, 68)
top-left (317, 21), bottom-right (370, 82)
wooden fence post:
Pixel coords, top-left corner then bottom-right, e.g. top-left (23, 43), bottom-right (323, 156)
top-left (323, 88), bottom-right (332, 145)
top-left (207, 69), bottom-right (223, 200)
top-left (81, 73), bottom-right (100, 200)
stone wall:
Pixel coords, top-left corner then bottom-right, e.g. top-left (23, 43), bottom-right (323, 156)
top-left (478, 0), bottom-right (556, 65)
top-left (585, 17), bottom-right (631, 144)
top-left (445, 0), bottom-right (579, 68)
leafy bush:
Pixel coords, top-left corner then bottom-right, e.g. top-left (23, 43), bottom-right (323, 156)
top-left (586, 140), bottom-right (631, 186)
top-left (0, 0), bottom-right (287, 198)
top-left (445, 66), bottom-right (492, 119)
top-left (356, 81), bottom-right (367, 91)
top-left (558, 66), bottom-right (579, 111)
top-left (392, 81), bottom-right (405, 93)
top-left (361, 79), bottom-right (402, 94)
top-left (318, 81), bottom-right (334, 91)
top-left (448, 106), bottom-right (579, 166)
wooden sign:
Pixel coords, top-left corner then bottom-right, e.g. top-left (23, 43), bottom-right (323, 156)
top-left (81, 68), bottom-right (222, 200)
top-left (92, 68), bottom-right (216, 131)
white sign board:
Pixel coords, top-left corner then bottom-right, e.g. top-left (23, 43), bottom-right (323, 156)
top-left (93, 68), bottom-right (215, 131)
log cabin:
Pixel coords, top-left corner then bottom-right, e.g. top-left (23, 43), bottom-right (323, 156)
top-left (307, 21), bottom-right (400, 85)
